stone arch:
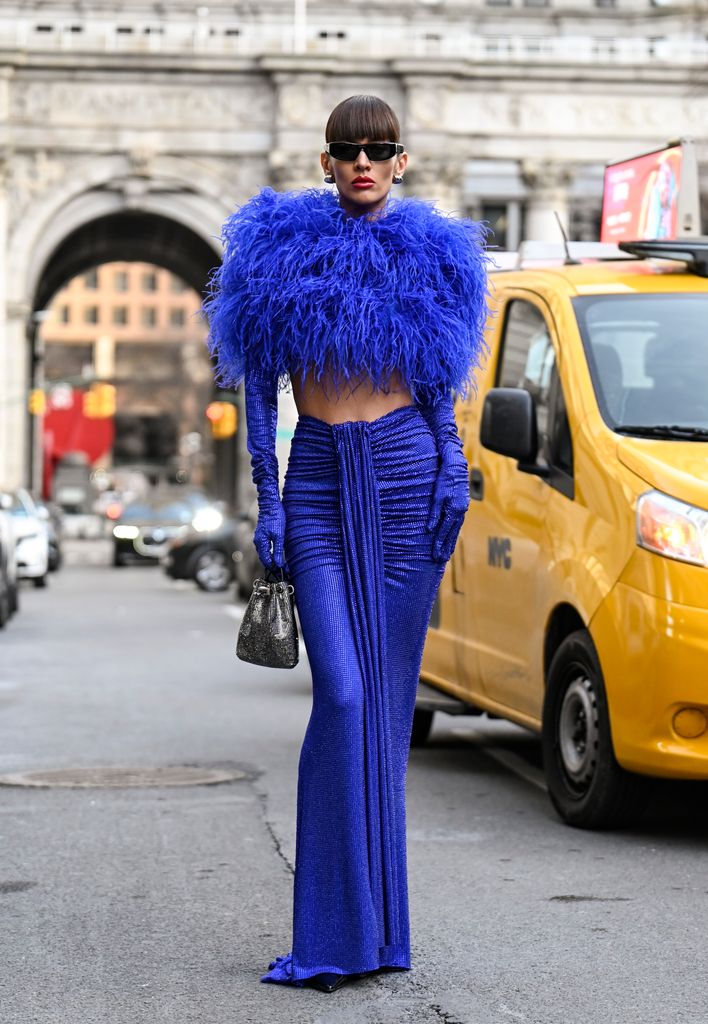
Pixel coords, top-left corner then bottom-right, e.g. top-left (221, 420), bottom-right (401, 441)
top-left (4, 152), bottom-right (247, 489)
top-left (8, 152), bottom-right (238, 309)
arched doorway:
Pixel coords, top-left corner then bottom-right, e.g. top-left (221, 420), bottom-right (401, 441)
top-left (23, 208), bottom-right (244, 509)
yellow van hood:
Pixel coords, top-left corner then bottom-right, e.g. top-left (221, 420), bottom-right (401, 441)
top-left (617, 437), bottom-right (708, 510)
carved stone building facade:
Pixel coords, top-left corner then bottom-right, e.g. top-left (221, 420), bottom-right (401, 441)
top-left (2, 0), bottom-right (707, 488)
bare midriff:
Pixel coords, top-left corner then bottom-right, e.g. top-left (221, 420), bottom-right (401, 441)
top-left (290, 365), bottom-right (414, 424)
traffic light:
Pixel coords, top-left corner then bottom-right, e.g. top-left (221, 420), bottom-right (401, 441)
top-left (83, 382), bottom-right (116, 419)
top-left (206, 401), bottom-right (237, 439)
top-left (28, 389), bottom-right (46, 415)
top-left (96, 383), bottom-right (116, 417)
top-left (83, 387), bottom-right (100, 418)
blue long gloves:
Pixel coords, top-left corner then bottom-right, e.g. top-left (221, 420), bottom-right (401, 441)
top-left (244, 369), bottom-right (469, 569)
top-left (417, 392), bottom-right (471, 563)
top-left (244, 366), bottom-right (286, 570)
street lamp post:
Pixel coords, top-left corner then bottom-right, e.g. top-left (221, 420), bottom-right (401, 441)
top-left (26, 308), bottom-right (51, 496)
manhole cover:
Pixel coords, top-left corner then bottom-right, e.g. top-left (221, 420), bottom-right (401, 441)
top-left (0, 766), bottom-right (247, 789)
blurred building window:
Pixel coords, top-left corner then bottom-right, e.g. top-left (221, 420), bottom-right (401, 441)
top-left (84, 306), bottom-right (99, 324)
top-left (524, 0), bottom-right (549, 5)
top-left (170, 275), bottom-right (188, 293)
top-left (114, 270), bottom-right (129, 292)
top-left (142, 271), bottom-right (158, 292)
top-left (485, 0), bottom-right (512, 6)
top-left (68, 25), bottom-right (83, 33)
top-left (318, 30), bottom-right (347, 38)
top-left (35, 25), bottom-right (53, 32)
top-left (60, 305), bottom-right (70, 324)
top-left (170, 309), bottom-right (186, 327)
top-left (144, 26), bottom-right (164, 34)
top-left (142, 307), bottom-right (157, 328)
top-left (113, 307), bottom-right (129, 326)
top-left (224, 28), bottom-right (241, 36)
top-left (116, 26), bottom-right (134, 34)
top-left (84, 268), bottom-right (98, 289)
top-left (595, 0), bottom-right (616, 6)
top-left (480, 201), bottom-right (524, 251)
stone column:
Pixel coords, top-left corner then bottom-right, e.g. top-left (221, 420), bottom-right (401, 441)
top-left (521, 161), bottom-right (575, 243)
top-left (1, 301), bottom-right (31, 490)
top-left (404, 153), bottom-right (465, 216)
top-left (0, 149), bottom-right (30, 490)
top-left (270, 72), bottom-right (326, 191)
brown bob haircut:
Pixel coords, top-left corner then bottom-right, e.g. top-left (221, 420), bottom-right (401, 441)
top-left (325, 95), bottom-right (401, 144)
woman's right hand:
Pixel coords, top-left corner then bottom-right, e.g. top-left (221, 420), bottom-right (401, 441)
top-left (253, 500), bottom-right (287, 569)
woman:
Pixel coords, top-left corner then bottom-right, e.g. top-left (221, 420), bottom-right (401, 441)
top-left (202, 94), bottom-right (489, 993)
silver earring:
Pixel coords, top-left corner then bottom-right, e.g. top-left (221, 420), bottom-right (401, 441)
top-left (324, 174), bottom-right (335, 184)
top-left (393, 175), bottom-right (404, 185)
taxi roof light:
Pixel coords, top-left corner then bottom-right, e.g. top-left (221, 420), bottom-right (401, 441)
top-left (618, 239), bottom-right (708, 277)
top-left (491, 237), bottom-right (708, 277)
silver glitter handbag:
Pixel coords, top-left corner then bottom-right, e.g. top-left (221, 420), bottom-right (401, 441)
top-left (236, 566), bottom-right (299, 669)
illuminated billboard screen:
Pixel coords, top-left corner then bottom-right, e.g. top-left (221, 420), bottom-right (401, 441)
top-left (601, 145), bottom-right (682, 243)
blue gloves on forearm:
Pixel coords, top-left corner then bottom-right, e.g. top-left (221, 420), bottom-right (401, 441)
top-left (244, 366), bottom-right (286, 570)
top-left (417, 391), bottom-right (470, 563)
top-left (244, 370), bottom-right (467, 568)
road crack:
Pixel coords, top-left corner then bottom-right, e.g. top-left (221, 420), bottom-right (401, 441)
top-left (249, 779), bottom-right (294, 876)
top-left (429, 1003), bottom-right (467, 1024)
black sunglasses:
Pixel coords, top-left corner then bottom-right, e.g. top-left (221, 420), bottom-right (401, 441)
top-left (325, 141), bottom-right (404, 162)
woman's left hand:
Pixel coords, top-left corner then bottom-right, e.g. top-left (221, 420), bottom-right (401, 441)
top-left (427, 453), bottom-right (470, 563)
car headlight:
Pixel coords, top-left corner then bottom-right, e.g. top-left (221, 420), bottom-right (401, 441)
top-left (636, 490), bottom-right (708, 567)
top-left (113, 525), bottom-right (140, 540)
top-left (192, 508), bottom-right (224, 533)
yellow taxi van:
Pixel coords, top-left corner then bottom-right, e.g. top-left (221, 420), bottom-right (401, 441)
top-left (417, 238), bottom-right (708, 829)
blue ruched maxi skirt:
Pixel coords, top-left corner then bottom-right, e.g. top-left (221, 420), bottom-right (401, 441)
top-left (260, 404), bottom-right (449, 986)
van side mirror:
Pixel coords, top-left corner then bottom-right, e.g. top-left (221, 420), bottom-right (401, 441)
top-left (480, 388), bottom-right (549, 478)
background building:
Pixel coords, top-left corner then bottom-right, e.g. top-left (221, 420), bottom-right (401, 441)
top-left (42, 262), bottom-right (211, 473)
top-left (1, 0), bottom-right (707, 493)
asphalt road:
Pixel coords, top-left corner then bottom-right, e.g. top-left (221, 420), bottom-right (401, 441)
top-left (1, 542), bottom-right (707, 1024)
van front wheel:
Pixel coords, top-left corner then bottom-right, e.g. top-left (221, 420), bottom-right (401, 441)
top-left (542, 631), bottom-right (649, 830)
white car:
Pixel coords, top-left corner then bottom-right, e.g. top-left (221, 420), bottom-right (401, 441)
top-left (9, 489), bottom-right (50, 588)
top-left (0, 494), bottom-right (19, 623)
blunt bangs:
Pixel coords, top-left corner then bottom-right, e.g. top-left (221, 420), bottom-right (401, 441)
top-left (325, 95), bottom-right (401, 144)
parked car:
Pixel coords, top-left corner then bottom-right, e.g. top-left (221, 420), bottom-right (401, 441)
top-left (0, 493), bottom-right (18, 625)
top-left (112, 490), bottom-right (214, 566)
top-left (35, 499), bottom-right (64, 572)
top-left (163, 503), bottom-right (237, 592)
top-left (418, 238), bottom-right (708, 830)
top-left (231, 502), bottom-right (261, 600)
top-left (8, 489), bottom-right (49, 588)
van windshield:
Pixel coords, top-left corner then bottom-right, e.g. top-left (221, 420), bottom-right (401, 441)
top-left (573, 293), bottom-right (708, 437)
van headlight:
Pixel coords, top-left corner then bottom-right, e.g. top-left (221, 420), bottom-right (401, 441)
top-left (636, 490), bottom-right (708, 567)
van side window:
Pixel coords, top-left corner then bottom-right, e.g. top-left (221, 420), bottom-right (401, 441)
top-left (547, 367), bottom-right (574, 495)
top-left (498, 300), bottom-right (555, 458)
top-left (498, 300), bottom-right (574, 497)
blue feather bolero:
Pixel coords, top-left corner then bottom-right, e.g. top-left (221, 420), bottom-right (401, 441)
top-left (201, 186), bottom-right (491, 403)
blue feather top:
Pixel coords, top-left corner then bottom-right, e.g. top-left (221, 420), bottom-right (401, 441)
top-left (201, 186), bottom-right (491, 403)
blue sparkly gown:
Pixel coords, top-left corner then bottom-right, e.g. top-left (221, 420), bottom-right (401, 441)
top-left (261, 403), bottom-right (449, 984)
top-left (199, 185), bottom-right (489, 986)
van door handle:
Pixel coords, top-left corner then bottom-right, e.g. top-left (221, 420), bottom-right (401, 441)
top-left (469, 468), bottom-right (484, 501)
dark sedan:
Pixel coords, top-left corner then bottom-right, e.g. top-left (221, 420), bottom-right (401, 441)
top-left (164, 503), bottom-right (260, 594)
top-left (163, 517), bottom-right (235, 592)
top-left (112, 491), bottom-right (214, 567)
